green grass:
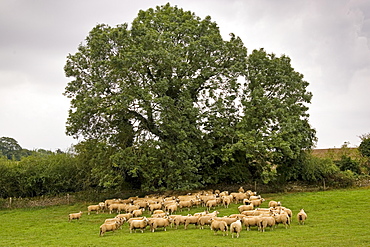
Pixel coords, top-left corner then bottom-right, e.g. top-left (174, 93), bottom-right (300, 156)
top-left (1, 188), bottom-right (370, 246)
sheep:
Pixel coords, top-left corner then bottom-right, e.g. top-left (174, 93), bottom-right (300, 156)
top-left (222, 196), bottom-right (232, 208)
top-left (259, 216), bottom-right (276, 232)
top-left (230, 192), bottom-right (248, 204)
top-left (219, 191), bottom-right (229, 197)
top-left (206, 211), bottom-right (220, 217)
top-left (238, 186), bottom-right (245, 193)
top-left (132, 209), bottom-right (143, 217)
top-left (273, 211), bottom-right (291, 229)
top-left (230, 219), bottom-right (242, 238)
top-left (151, 212), bottom-right (168, 218)
top-left (173, 215), bottom-right (188, 229)
top-left (68, 211), bottom-right (83, 222)
top-left (250, 198), bottom-right (265, 207)
top-left (100, 222), bottom-right (120, 236)
top-left (153, 209), bottom-right (165, 215)
top-left (87, 205), bottom-right (100, 215)
top-left (129, 217), bottom-right (149, 233)
top-left (178, 200), bottom-right (193, 211)
top-left (126, 204), bottom-right (140, 213)
top-left (206, 199), bottom-right (217, 211)
top-left (249, 195), bottom-right (262, 201)
top-left (98, 202), bottom-right (106, 212)
top-left (165, 203), bottom-right (178, 214)
top-left (104, 217), bottom-right (124, 228)
top-left (116, 213), bottom-right (132, 221)
top-left (216, 216), bottom-right (238, 226)
top-left (109, 203), bottom-right (127, 214)
top-left (242, 216), bottom-right (262, 231)
top-left (148, 217), bottom-right (171, 232)
top-left (198, 215), bottom-right (213, 229)
top-left (184, 215), bottom-right (200, 229)
top-left (210, 219), bottom-right (228, 236)
top-left (238, 204), bottom-right (254, 213)
top-left (268, 200), bottom-right (281, 208)
top-left (148, 203), bottom-right (163, 213)
top-left (297, 208), bottom-right (307, 225)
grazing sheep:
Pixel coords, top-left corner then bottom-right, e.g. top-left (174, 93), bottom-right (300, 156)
top-left (222, 196), bottom-right (232, 208)
top-left (206, 199), bottom-right (217, 211)
top-left (178, 200), bottom-right (193, 211)
top-left (250, 198), bottom-right (265, 207)
top-left (268, 200), bottom-right (281, 208)
top-left (231, 192), bottom-right (248, 204)
top-left (68, 211), bottom-right (83, 222)
top-left (129, 217), bottom-right (149, 233)
top-left (126, 204), bottom-right (140, 213)
top-left (230, 219), bottom-right (242, 238)
top-left (100, 222), bottom-right (120, 236)
top-left (153, 209), bottom-right (165, 215)
top-left (184, 215), bottom-right (200, 229)
top-left (149, 217), bottom-right (171, 232)
top-left (273, 211), bottom-right (291, 229)
top-left (259, 216), bottom-right (276, 232)
top-left (242, 216), bottom-right (262, 231)
top-left (148, 203), bottom-right (163, 213)
top-left (116, 213), bottom-right (132, 221)
top-left (173, 215), bottom-right (188, 229)
top-left (210, 219), bottom-right (228, 236)
top-left (165, 203), bottom-right (178, 215)
top-left (216, 216), bottom-right (238, 226)
top-left (238, 204), bottom-right (254, 213)
top-left (88, 205), bottom-right (100, 215)
top-left (98, 202), bottom-right (106, 212)
top-left (198, 215), bottom-right (213, 229)
top-left (297, 209), bottom-right (307, 225)
top-left (132, 209), bottom-right (143, 217)
top-left (109, 204), bottom-right (127, 214)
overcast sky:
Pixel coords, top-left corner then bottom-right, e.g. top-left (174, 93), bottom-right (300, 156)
top-left (1, 0), bottom-right (369, 151)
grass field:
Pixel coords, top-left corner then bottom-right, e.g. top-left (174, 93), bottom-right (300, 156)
top-left (1, 188), bottom-right (370, 247)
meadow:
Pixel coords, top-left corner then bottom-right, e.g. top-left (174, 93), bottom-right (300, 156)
top-left (0, 188), bottom-right (369, 247)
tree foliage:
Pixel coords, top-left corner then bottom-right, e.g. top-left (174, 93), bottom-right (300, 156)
top-left (64, 4), bottom-right (316, 190)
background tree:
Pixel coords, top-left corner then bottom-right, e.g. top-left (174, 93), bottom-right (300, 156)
top-left (64, 4), bottom-right (316, 190)
top-left (64, 4), bottom-right (247, 190)
top-left (0, 137), bottom-right (23, 160)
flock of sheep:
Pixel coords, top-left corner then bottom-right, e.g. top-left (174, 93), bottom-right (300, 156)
top-left (68, 187), bottom-right (308, 237)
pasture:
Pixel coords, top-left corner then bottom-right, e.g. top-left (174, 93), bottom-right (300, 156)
top-left (0, 188), bottom-right (369, 246)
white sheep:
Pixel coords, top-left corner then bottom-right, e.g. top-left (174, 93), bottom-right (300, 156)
top-left (206, 199), bottom-right (217, 211)
top-left (68, 211), bottom-right (83, 222)
top-left (268, 200), bottom-right (281, 208)
top-left (132, 209), bottom-right (143, 217)
top-left (238, 204), bottom-right (254, 213)
top-left (148, 217), bottom-right (171, 232)
top-left (198, 215), bottom-right (213, 229)
top-left (273, 211), bottom-right (291, 229)
top-left (230, 219), bottom-right (242, 238)
top-left (178, 200), bottom-right (193, 211)
top-left (184, 215), bottom-right (200, 229)
top-left (241, 216), bottom-right (262, 231)
top-left (87, 205), bottom-right (100, 215)
top-left (297, 208), bottom-right (307, 225)
top-left (210, 219), bottom-right (228, 236)
top-left (100, 222), bottom-right (120, 236)
top-left (165, 203), bottom-right (178, 214)
top-left (259, 216), bottom-right (275, 232)
top-left (129, 217), bottom-right (149, 233)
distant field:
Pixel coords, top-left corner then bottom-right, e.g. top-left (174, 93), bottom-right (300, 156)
top-left (0, 188), bottom-right (369, 247)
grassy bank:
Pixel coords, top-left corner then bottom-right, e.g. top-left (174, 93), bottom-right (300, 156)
top-left (0, 188), bottom-right (369, 246)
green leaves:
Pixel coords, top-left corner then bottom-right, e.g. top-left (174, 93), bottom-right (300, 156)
top-left (64, 4), bottom-right (315, 190)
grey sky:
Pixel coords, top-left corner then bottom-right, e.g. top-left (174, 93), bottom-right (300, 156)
top-left (0, 0), bottom-right (369, 150)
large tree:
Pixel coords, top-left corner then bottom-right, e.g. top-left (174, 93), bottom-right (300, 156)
top-left (64, 4), bottom-right (316, 190)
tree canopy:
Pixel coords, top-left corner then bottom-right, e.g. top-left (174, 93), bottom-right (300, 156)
top-left (64, 3), bottom-right (316, 190)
